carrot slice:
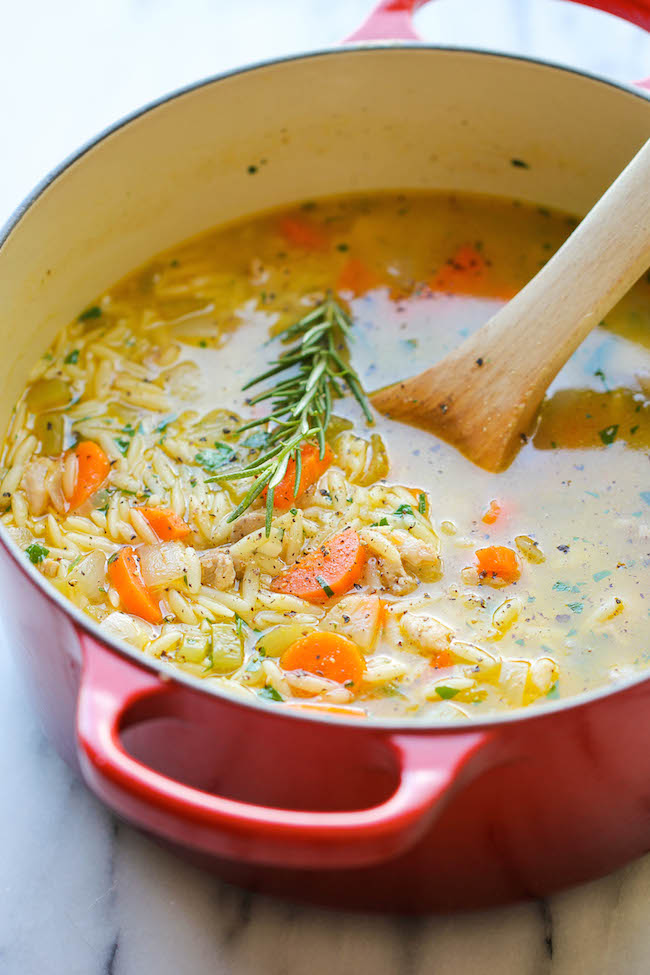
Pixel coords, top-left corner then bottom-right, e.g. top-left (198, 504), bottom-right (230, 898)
top-left (265, 442), bottom-right (333, 511)
top-left (278, 215), bottom-right (327, 251)
top-left (108, 546), bottom-right (162, 624)
top-left (281, 631), bottom-right (366, 687)
top-left (68, 441), bottom-right (111, 511)
top-left (283, 701), bottom-right (367, 719)
top-left (336, 258), bottom-right (381, 297)
top-left (431, 650), bottom-right (453, 669)
top-left (429, 244), bottom-right (516, 299)
top-left (482, 500), bottom-right (501, 525)
top-left (475, 545), bottom-right (520, 583)
top-left (271, 527), bottom-right (366, 602)
top-left (139, 506), bottom-right (191, 540)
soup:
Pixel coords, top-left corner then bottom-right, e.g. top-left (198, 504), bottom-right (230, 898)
top-left (2, 192), bottom-right (649, 720)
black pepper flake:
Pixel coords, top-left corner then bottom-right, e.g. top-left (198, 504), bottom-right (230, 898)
top-left (247, 164), bottom-right (258, 174)
top-left (475, 357), bottom-right (484, 367)
top-left (511, 158), bottom-right (530, 169)
top-left (557, 544), bottom-right (570, 553)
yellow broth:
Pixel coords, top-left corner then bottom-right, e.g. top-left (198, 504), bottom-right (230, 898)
top-left (2, 191), bottom-right (649, 719)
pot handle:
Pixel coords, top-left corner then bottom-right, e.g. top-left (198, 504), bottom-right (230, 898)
top-left (76, 633), bottom-right (488, 869)
top-left (346, 0), bottom-right (650, 86)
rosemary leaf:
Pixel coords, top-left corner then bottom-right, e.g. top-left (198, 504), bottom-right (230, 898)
top-left (213, 293), bottom-right (371, 531)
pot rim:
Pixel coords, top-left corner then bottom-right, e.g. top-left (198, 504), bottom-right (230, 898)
top-left (2, 41), bottom-right (649, 732)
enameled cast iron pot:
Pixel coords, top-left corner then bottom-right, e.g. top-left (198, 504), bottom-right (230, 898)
top-left (2, 0), bottom-right (650, 913)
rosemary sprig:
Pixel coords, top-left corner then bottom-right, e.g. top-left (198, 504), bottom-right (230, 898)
top-left (208, 293), bottom-right (372, 533)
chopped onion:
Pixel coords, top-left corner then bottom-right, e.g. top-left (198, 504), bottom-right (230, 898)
top-left (68, 550), bottom-right (107, 602)
top-left (103, 611), bottom-right (155, 649)
top-left (139, 541), bottom-right (190, 589)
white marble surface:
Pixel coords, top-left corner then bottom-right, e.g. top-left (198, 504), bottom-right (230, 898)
top-left (2, 2), bottom-right (650, 973)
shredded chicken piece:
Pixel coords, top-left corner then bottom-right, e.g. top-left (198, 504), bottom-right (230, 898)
top-left (391, 530), bottom-right (441, 581)
top-left (400, 611), bottom-right (454, 655)
top-left (22, 457), bottom-right (66, 516)
top-left (199, 548), bottom-right (236, 590)
top-left (229, 510), bottom-right (267, 543)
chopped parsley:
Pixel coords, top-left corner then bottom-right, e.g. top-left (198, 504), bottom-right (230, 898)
top-left (418, 493), bottom-right (426, 515)
top-left (195, 443), bottom-right (236, 472)
top-left (435, 685), bottom-right (461, 700)
top-left (78, 305), bottom-right (102, 321)
top-left (115, 437), bottom-right (131, 456)
top-left (315, 574), bottom-right (335, 598)
top-left (25, 543), bottom-right (49, 564)
top-left (155, 415), bottom-right (177, 433)
top-left (598, 424), bottom-right (618, 446)
top-left (593, 570), bottom-right (611, 582)
top-left (258, 686), bottom-right (283, 702)
top-left (64, 349), bottom-right (80, 365)
top-left (567, 601), bottom-right (584, 614)
top-left (393, 503), bottom-right (414, 518)
top-left (546, 682), bottom-right (560, 700)
top-left (242, 431), bottom-right (271, 450)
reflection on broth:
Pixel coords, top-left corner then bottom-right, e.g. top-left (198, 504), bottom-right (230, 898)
top-left (1, 192), bottom-right (649, 720)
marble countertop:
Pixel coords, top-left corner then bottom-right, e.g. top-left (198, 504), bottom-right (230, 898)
top-left (2, 2), bottom-right (650, 973)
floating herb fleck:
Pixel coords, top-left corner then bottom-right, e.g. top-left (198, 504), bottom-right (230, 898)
top-left (208, 294), bottom-right (371, 533)
top-left (598, 424), bottom-right (619, 446)
top-left (195, 443), bottom-right (236, 472)
top-left (258, 686), bottom-right (283, 702)
top-left (418, 493), bottom-right (427, 515)
top-left (65, 349), bottom-right (80, 365)
top-left (25, 543), bottom-right (49, 564)
top-left (78, 305), bottom-right (102, 322)
top-left (316, 574), bottom-right (335, 598)
top-left (393, 503), bottom-right (414, 518)
top-left (593, 570), bottom-right (611, 582)
top-left (435, 685), bottom-right (461, 700)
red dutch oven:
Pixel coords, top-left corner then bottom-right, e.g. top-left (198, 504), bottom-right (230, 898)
top-left (1, 0), bottom-right (650, 913)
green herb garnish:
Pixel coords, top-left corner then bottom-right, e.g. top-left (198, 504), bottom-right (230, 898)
top-left (155, 415), bottom-right (177, 433)
top-left (418, 493), bottom-right (426, 515)
top-left (258, 686), bottom-right (283, 702)
top-left (242, 431), bottom-right (271, 450)
top-left (435, 685), bottom-right (460, 700)
top-left (393, 503), bottom-right (414, 518)
top-left (78, 305), bottom-right (102, 322)
top-left (315, 574), bottom-right (335, 598)
top-left (195, 443), bottom-right (236, 472)
top-left (25, 543), bottom-right (49, 564)
top-left (598, 424), bottom-right (618, 446)
top-left (65, 349), bottom-right (80, 365)
top-left (115, 438), bottom-right (131, 456)
top-left (208, 294), bottom-right (371, 534)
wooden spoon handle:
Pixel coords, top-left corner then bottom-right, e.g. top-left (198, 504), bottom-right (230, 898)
top-left (477, 136), bottom-right (650, 400)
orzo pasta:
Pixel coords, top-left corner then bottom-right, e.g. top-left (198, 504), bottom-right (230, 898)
top-left (2, 192), bottom-right (649, 719)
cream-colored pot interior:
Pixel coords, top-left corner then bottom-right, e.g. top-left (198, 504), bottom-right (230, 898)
top-left (1, 47), bottom-right (649, 427)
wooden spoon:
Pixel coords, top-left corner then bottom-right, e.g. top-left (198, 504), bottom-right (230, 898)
top-left (371, 138), bottom-right (650, 471)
